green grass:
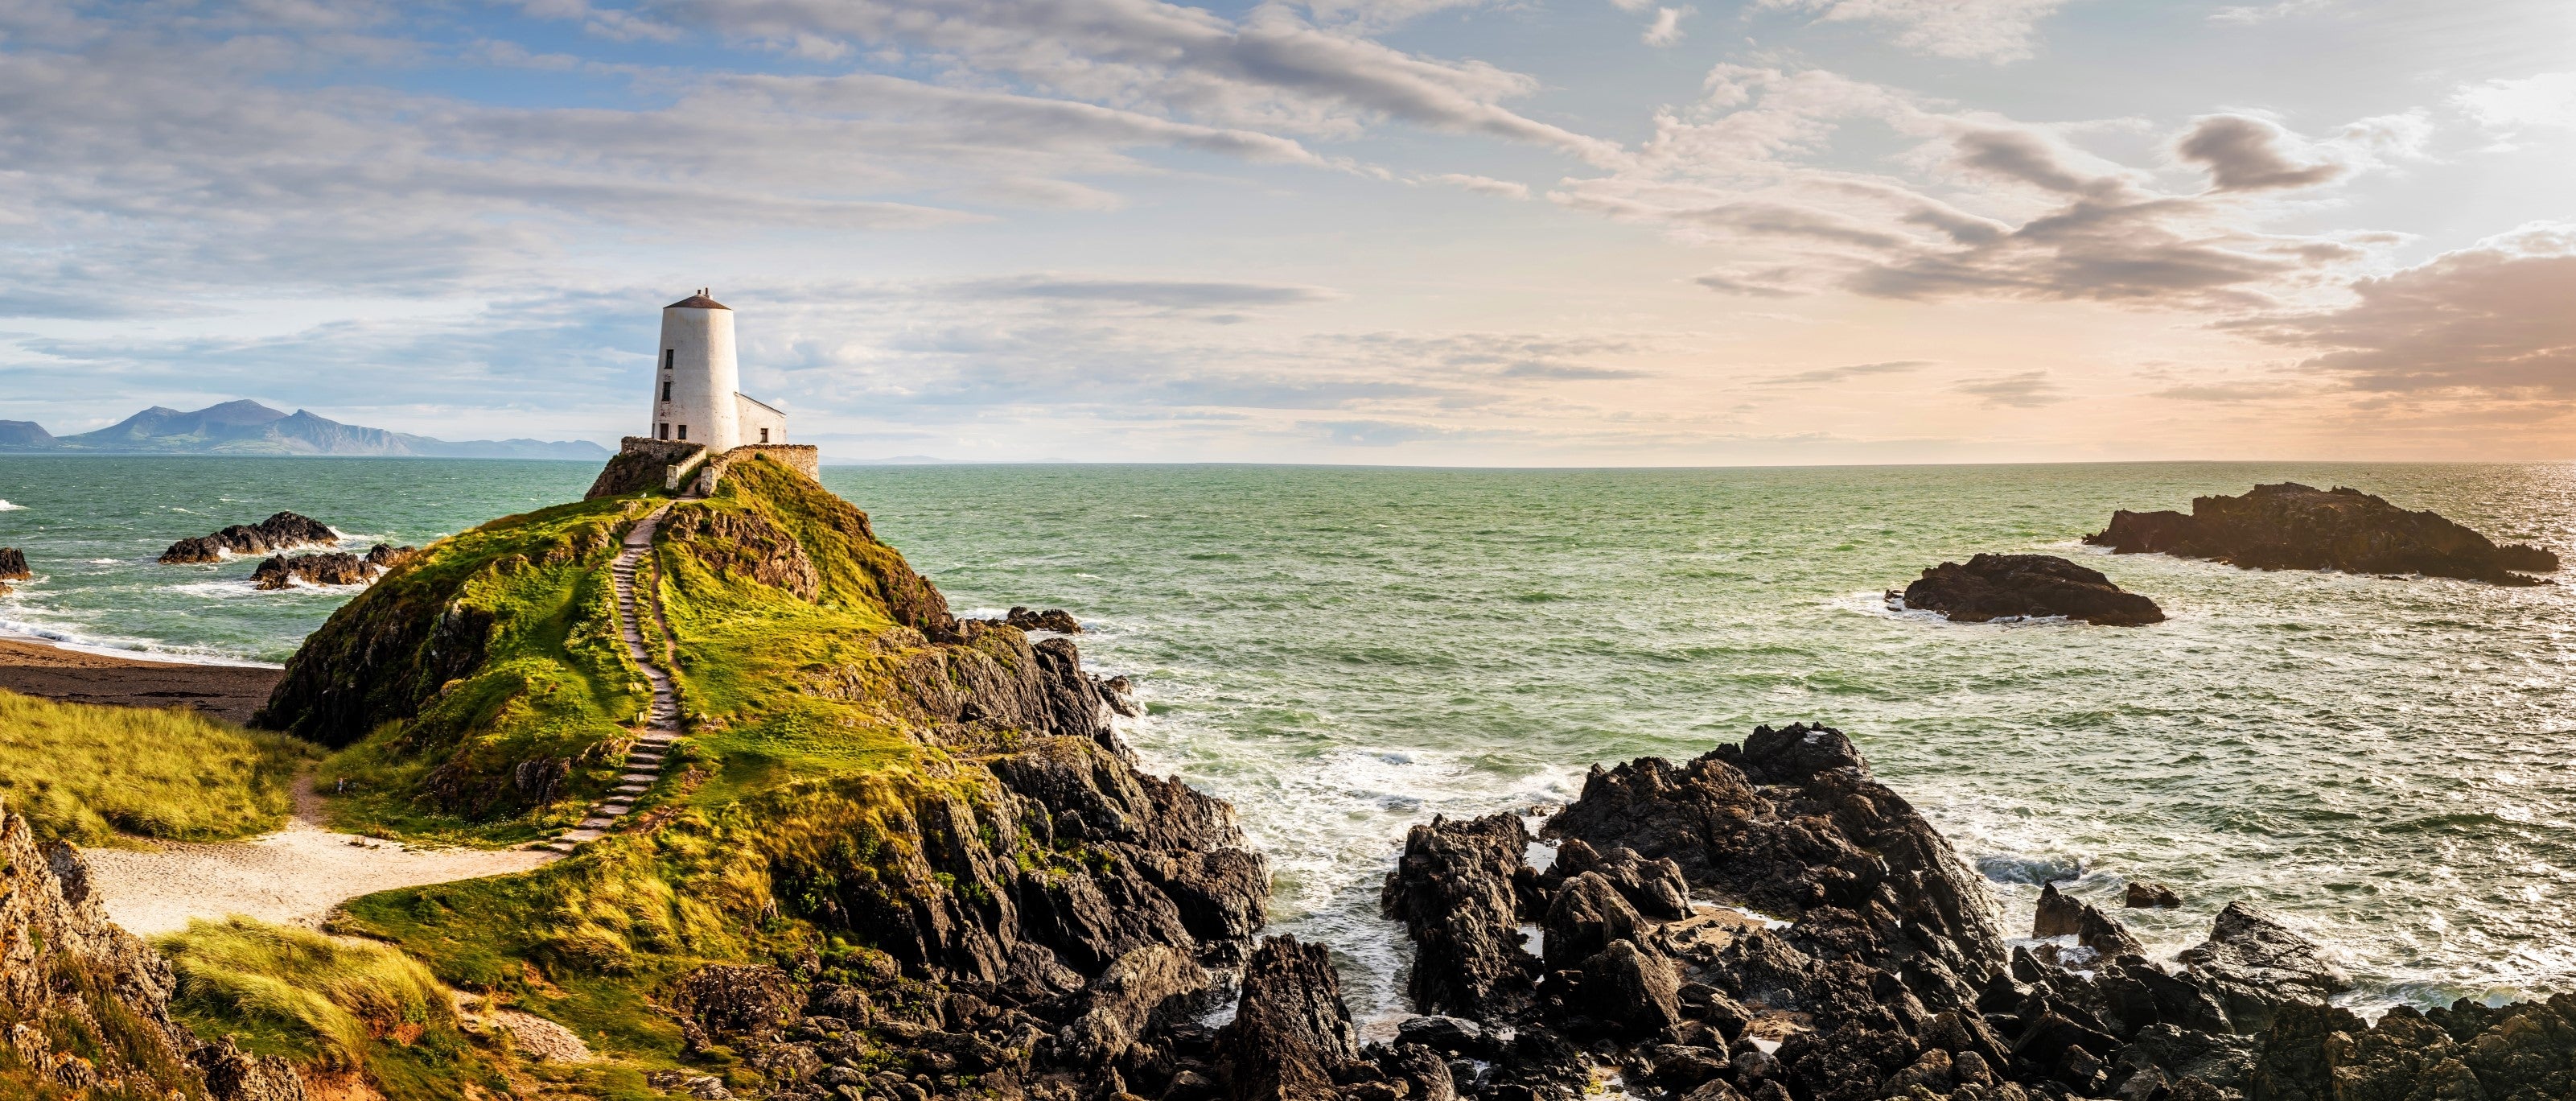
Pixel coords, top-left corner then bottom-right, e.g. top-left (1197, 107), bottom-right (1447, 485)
top-left (158, 918), bottom-right (510, 1101)
top-left (0, 689), bottom-right (311, 847)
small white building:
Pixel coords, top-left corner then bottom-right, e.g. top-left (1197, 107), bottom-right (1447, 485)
top-left (649, 291), bottom-right (787, 452)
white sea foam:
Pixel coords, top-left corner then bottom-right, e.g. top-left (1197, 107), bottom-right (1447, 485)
top-left (0, 619), bottom-right (280, 669)
top-left (0, 500), bottom-right (24, 511)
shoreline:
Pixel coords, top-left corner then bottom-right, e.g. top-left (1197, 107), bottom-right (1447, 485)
top-left (0, 634), bottom-right (286, 724)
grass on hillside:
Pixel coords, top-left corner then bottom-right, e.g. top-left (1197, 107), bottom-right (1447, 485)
top-left (0, 688), bottom-right (311, 847)
top-left (308, 496), bottom-right (655, 844)
top-left (159, 917), bottom-right (512, 1101)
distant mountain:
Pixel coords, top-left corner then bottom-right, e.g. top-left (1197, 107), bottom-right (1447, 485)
top-left (0, 401), bottom-right (609, 460)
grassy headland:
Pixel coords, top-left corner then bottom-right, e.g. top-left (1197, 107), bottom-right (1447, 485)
top-left (0, 687), bottom-right (310, 846)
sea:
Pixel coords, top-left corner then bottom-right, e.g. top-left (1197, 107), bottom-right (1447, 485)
top-left (5, 456), bottom-right (2573, 1023)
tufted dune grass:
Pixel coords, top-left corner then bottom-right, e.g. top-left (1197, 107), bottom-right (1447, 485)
top-left (0, 687), bottom-right (311, 847)
top-left (158, 917), bottom-right (510, 1100)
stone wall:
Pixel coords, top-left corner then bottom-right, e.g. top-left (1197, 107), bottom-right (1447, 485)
top-left (584, 437), bottom-right (709, 500)
top-left (693, 444), bottom-right (821, 494)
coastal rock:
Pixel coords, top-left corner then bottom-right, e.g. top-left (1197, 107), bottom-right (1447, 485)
top-left (2084, 482), bottom-right (2558, 584)
top-left (672, 964), bottom-right (802, 1038)
top-left (1056, 944), bottom-right (1211, 1066)
top-left (251, 550), bottom-right (375, 589)
top-left (363, 542), bottom-right (419, 571)
top-left (1007, 606), bottom-right (1084, 633)
top-left (0, 546), bottom-right (27, 580)
top-left (1549, 838), bottom-right (1691, 920)
top-left (1219, 935), bottom-right (1362, 1099)
top-left (1381, 814), bottom-right (1539, 1021)
top-left (1, 798), bottom-right (304, 1098)
top-left (2033, 882), bottom-right (2146, 959)
top-left (2125, 881), bottom-right (2182, 909)
top-left (1898, 553), bottom-right (2166, 625)
top-left (158, 510), bottom-right (338, 563)
top-left (2175, 902), bottom-right (2348, 1034)
top-left (2245, 997), bottom-right (2576, 1101)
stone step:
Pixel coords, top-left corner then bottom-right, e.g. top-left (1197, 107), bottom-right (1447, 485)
top-left (578, 816), bottom-right (615, 830)
top-left (615, 783), bottom-right (649, 794)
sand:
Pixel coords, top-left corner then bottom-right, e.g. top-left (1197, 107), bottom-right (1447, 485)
top-left (82, 782), bottom-right (556, 937)
top-left (0, 636), bottom-right (285, 724)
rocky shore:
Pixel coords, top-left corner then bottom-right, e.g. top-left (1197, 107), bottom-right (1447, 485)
top-left (158, 511), bottom-right (339, 564)
top-left (652, 721), bottom-right (2576, 1101)
top-left (2084, 483), bottom-right (2557, 584)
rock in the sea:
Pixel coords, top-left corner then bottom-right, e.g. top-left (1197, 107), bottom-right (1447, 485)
top-left (252, 550), bottom-right (376, 589)
top-left (2175, 901), bottom-right (2348, 1034)
top-left (1898, 552), bottom-right (2166, 625)
top-left (1220, 935), bottom-right (1362, 1099)
top-left (2084, 482), bottom-right (2558, 584)
top-left (158, 510), bottom-right (338, 563)
top-left (2032, 882), bottom-right (2146, 960)
top-left (363, 542), bottom-right (418, 570)
top-left (1006, 605), bottom-right (1084, 633)
top-left (0, 546), bottom-right (27, 580)
top-left (2125, 880), bottom-right (2182, 909)
top-left (1381, 814), bottom-right (1539, 1021)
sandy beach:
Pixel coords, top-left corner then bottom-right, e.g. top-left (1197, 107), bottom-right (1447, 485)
top-left (0, 635), bottom-right (284, 724)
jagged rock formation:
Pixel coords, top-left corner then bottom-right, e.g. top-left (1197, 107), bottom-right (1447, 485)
top-left (1349, 725), bottom-right (2573, 1101)
top-left (2126, 882), bottom-right (2181, 909)
top-left (158, 511), bottom-right (338, 563)
top-left (0, 799), bottom-right (308, 1099)
top-left (0, 547), bottom-right (27, 580)
top-left (2084, 483), bottom-right (2558, 584)
top-left (249, 550), bottom-right (368, 589)
top-left (1898, 554), bottom-right (2166, 625)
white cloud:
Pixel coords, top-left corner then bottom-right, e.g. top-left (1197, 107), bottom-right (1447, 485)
top-left (1754, 0), bottom-right (2069, 64)
top-left (2208, 0), bottom-right (2335, 25)
top-left (2454, 72), bottom-right (2576, 138)
top-left (2228, 222), bottom-right (2576, 398)
top-left (1643, 6), bottom-right (1688, 47)
top-left (1422, 173), bottom-right (1532, 199)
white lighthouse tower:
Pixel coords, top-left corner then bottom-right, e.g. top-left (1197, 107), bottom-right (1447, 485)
top-left (649, 290), bottom-right (786, 452)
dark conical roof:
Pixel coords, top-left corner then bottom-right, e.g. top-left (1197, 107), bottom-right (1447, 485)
top-left (666, 293), bottom-right (729, 310)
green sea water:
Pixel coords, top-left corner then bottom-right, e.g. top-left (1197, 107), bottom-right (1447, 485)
top-left (5, 456), bottom-right (2573, 1022)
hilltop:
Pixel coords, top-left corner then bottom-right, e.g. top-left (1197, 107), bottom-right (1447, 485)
top-left (0, 399), bottom-right (607, 460)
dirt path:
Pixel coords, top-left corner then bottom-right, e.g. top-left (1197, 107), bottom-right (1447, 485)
top-left (81, 773), bottom-right (557, 937)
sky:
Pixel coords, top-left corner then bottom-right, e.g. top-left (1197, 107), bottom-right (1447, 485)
top-left (1, 0), bottom-right (2572, 464)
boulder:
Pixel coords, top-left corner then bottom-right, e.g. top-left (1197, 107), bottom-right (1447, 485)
top-left (1898, 553), bottom-right (2165, 625)
top-left (2084, 482), bottom-right (2557, 584)
top-left (159, 511), bottom-right (338, 563)
top-left (1219, 935), bottom-right (1360, 1100)
top-left (364, 542), bottom-right (419, 570)
top-left (1380, 814), bottom-right (1537, 1020)
top-left (0, 546), bottom-right (27, 580)
top-left (1006, 606), bottom-right (1084, 633)
top-left (1056, 944), bottom-right (1210, 1066)
top-left (2125, 881), bottom-right (2182, 909)
top-left (1549, 839), bottom-right (1690, 919)
top-left (2174, 903), bottom-right (2347, 1035)
top-left (2032, 883), bottom-right (2145, 960)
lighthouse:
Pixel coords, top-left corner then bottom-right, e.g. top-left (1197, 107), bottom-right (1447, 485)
top-left (650, 291), bottom-right (786, 452)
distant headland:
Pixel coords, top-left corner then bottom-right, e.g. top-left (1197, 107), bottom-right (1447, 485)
top-left (0, 399), bottom-right (608, 460)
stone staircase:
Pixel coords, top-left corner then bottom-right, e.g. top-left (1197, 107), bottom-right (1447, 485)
top-left (542, 503), bottom-right (682, 853)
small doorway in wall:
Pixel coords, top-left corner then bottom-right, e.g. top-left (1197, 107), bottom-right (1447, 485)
top-left (657, 423), bottom-right (669, 439)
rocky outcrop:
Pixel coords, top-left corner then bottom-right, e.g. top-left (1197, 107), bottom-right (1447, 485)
top-left (2174, 902), bottom-right (2348, 1036)
top-left (1381, 814), bottom-right (1538, 1021)
top-left (250, 543), bottom-right (418, 589)
top-left (661, 504), bottom-right (823, 600)
top-left (363, 542), bottom-right (418, 570)
top-left (2126, 881), bottom-right (2181, 909)
top-left (158, 511), bottom-right (338, 563)
top-left (1009, 607), bottom-right (1084, 633)
top-left (1897, 554), bottom-right (2166, 625)
top-left (2084, 483), bottom-right (2558, 584)
top-left (2245, 996), bottom-right (2576, 1101)
top-left (0, 799), bottom-right (308, 1099)
top-left (0, 547), bottom-right (27, 580)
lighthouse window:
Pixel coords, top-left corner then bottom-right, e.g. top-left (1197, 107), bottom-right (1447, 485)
top-left (657, 423), bottom-right (669, 439)
top-left (677, 424), bottom-right (688, 440)
top-left (663, 349), bottom-right (674, 370)
top-left (760, 428), bottom-right (770, 443)
top-left (661, 381), bottom-right (672, 402)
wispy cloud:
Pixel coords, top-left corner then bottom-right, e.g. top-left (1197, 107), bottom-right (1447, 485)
top-left (1753, 0), bottom-right (2069, 63)
top-left (1754, 360), bottom-right (1933, 387)
top-left (1952, 370), bottom-right (2065, 407)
